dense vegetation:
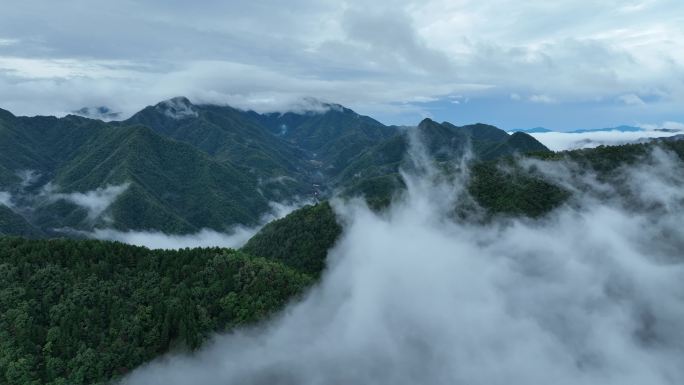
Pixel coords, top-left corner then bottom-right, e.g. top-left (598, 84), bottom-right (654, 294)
top-left (0, 238), bottom-right (311, 385)
top-left (241, 139), bottom-right (684, 280)
top-left (0, 206), bottom-right (43, 238)
top-left (242, 202), bottom-right (342, 276)
top-left (0, 99), bottom-right (550, 238)
top-left (1, 134), bottom-right (682, 385)
top-left (468, 162), bottom-right (570, 218)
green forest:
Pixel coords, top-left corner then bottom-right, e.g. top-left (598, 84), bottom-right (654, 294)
top-left (0, 238), bottom-right (311, 385)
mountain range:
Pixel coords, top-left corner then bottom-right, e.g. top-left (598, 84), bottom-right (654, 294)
top-left (3, 97), bottom-right (684, 385)
top-left (0, 97), bottom-right (550, 237)
top-left (511, 125), bottom-right (644, 133)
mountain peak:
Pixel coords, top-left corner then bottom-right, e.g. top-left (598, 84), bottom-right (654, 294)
top-left (510, 127), bottom-right (552, 133)
top-left (155, 97), bottom-right (198, 120)
top-left (418, 118), bottom-right (437, 127)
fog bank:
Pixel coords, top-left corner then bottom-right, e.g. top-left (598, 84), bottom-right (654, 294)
top-left (529, 129), bottom-right (681, 151)
top-left (121, 140), bottom-right (684, 384)
top-left (87, 201), bottom-right (308, 250)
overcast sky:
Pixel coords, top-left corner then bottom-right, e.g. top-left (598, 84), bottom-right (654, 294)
top-left (1, 0), bottom-right (683, 129)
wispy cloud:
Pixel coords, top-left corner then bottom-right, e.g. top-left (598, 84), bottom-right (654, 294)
top-left (0, 191), bottom-right (13, 208)
top-left (42, 183), bottom-right (130, 220)
top-left (80, 200), bottom-right (309, 250)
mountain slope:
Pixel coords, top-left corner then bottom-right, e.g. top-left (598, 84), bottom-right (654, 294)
top-left (49, 125), bottom-right (272, 232)
top-left (243, 103), bottom-right (399, 176)
top-left (0, 110), bottom-right (106, 185)
top-left (124, 98), bottom-right (311, 196)
top-left (244, 139), bottom-right (684, 278)
top-left (0, 100), bottom-right (550, 237)
top-left (242, 202), bottom-right (342, 276)
top-left (334, 119), bottom-right (551, 200)
top-left (0, 205), bottom-right (43, 237)
top-left (0, 238), bottom-right (311, 385)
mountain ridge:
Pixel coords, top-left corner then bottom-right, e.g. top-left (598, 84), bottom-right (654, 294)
top-left (0, 98), bottom-right (550, 237)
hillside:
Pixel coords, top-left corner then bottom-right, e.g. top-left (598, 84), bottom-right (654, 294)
top-left (242, 139), bottom-right (684, 277)
top-left (124, 98), bottom-right (312, 196)
top-left (0, 100), bottom-right (551, 237)
top-left (242, 102), bottom-right (399, 176)
top-left (242, 202), bottom-right (342, 276)
top-left (1, 136), bottom-right (682, 385)
top-left (50, 125), bottom-right (271, 232)
top-left (332, 118), bottom-right (550, 201)
top-left (0, 238), bottom-right (311, 385)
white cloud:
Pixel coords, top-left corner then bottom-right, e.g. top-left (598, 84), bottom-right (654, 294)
top-left (619, 93), bottom-right (646, 105)
top-left (80, 200), bottom-right (308, 250)
top-left (639, 121), bottom-right (684, 131)
top-left (0, 38), bottom-right (18, 46)
top-left (528, 129), bottom-right (681, 151)
top-left (87, 228), bottom-right (259, 250)
top-left (0, 0), bottom-right (682, 123)
top-left (529, 94), bottom-right (556, 104)
top-left (120, 132), bottom-right (684, 385)
top-left (43, 183), bottom-right (130, 220)
top-left (0, 191), bottom-right (13, 208)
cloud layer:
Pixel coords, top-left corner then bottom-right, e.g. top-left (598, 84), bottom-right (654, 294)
top-left (84, 200), bottom-right (308, 250)
top-left (529, 129), bottom-right (682, 151)
top-left (0, 0), bottom-right (682, 127)
top-left (119, 137), bottom-right (684, 385)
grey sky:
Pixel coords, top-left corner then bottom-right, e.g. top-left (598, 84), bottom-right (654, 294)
top-left (1, 0), bottom-right (683, 129)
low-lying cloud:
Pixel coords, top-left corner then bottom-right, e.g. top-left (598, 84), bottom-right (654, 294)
top-left (43, 182), bottom-right (130, 220)
top-left (87, 228), bottom-right (259, 250)
top-left (529, 129), bottom-right (682, 151)
top-left (119, 136), bottom-right (684, 384)
top-left (86, 200), bottom-right (308, 250)
top-left (0, 191), bottom-right (13, 208)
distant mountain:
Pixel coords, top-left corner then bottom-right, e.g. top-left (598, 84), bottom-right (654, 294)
top-left (511, 125), bottom-right (644, 134)
top-left (241, 101), bottom-right (398, 176)
top-left (0, 99), bottom-right (552, 237)
top-left (569, 125), bottom-right (642, 133)
top-left (510, 127), bottom-right (552, 133)
top-left (0, 107), bottom-right (273, 234)
top-left (124, 97), bottom-right (311, 194)
top-left (334, 118), bottom-right (550, 201)
top-left (654, 134), bottom-right (684, 143)
top-left (51, 125), bottom-right (272, 232)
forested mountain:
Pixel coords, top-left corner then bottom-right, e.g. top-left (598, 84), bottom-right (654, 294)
top-left (0, 109), bottom-right (273, 234)
top-left (0, 238), bottom-right (311, 385)
top-left (243, 139), bottom-right (684, 278)
top-left (0, 98), bottom-right (548, 237)
top-left (332, 118), bottom-right (550, 202)
top-left (242, 201), bottom-right (342, 276)
top-left (1, 124), bottom-right (682, 385)
top-left (124, 98), bottom-right (311, 189)
top-left (242, 102), bottom-right (399, 176)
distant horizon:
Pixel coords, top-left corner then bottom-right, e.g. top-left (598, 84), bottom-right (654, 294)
top-left (1, 95), bottom-right (681, 134)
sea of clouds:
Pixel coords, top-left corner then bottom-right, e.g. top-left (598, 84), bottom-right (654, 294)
top-left (528, 126), bottom-right (683, 151)
top-left (119, 132), bottom-right (684, 384)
